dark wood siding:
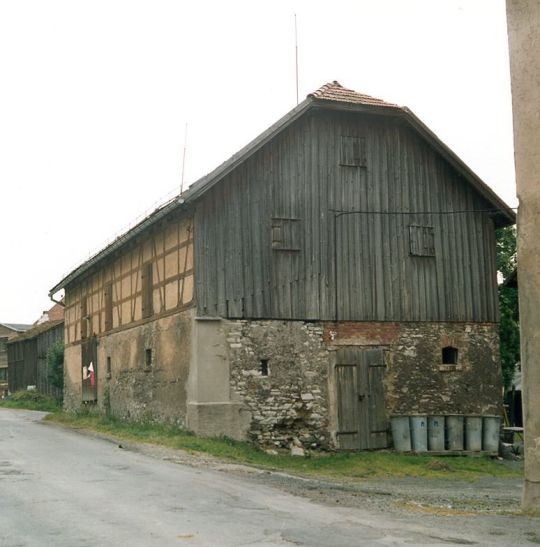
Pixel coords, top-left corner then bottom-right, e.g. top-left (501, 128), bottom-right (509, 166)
top-left (7, 323), bottom-right (63, 397)
top-left (36, 323), bottom-right (63, 398)
top-left (194, 110), bottom-right (499, 322)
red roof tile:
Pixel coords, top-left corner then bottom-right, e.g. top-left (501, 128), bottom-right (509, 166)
top-left (47, 303), bottom-right (64, 321)
top-left (308, 81), bottom-right (400, 109)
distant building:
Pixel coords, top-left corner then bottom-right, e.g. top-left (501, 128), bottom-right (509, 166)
top-left (35, 303), bottom-right (64, 325)
top-left (7, 321), bottom-right (64, 397)
top-left (50, 82), bottom-right (514, 450)
top-left (0, 323), bottom-right (32, 396)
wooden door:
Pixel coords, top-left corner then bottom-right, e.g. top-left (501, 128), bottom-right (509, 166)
top-left (335, 347), bottom-right (388, 449)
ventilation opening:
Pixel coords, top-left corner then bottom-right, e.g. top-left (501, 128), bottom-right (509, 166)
top-left (260, 359), bottom-right (269, 376)
top-left (145, 348), bottom-right (152, 368)
top-left (442, 346), bottom-right (458, 365)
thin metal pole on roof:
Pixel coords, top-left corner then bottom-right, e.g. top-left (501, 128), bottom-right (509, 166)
top-left (180, 122), bottom-right (188, 194)
top-left (295, 14), bottom-right (299, 105)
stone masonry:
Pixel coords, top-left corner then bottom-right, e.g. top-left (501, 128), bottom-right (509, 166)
top-left (227, 319), bottom-right (502, 450)
top-left (323, 321), bottom-right (502, 417)
top-left (227, 320), bottom-right (331, 449)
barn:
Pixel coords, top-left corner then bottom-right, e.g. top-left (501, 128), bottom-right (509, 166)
top-left (49, 81), bottom-right (514, 450)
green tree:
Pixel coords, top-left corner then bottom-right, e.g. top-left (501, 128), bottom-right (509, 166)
top-left (47, 340), bottom-right (64, 397)
top-left (495, 226), bottom-right (520, 389)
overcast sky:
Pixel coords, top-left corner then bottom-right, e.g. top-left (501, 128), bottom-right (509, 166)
top-left (0, 0), bottom-right (516, 324)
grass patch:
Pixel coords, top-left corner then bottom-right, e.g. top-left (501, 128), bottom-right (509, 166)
top-left (0, 390), bottom-right (62, 413)
top-left (45, 412), bottom-right (522, 481)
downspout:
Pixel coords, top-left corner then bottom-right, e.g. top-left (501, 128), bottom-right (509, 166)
top-left (49, 291), bottom-right (65, 307)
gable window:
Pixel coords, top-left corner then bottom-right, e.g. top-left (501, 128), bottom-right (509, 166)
top-left (340, 136), bottom-right (366, 167)
top-left (409, 225), bottom-right (435, 257)
top-left (142, 262), bottom-right (154, 319)
top-left (271, 218), bottom-right (301, 251)
top-left (104, 283), bottom-right (113, 331)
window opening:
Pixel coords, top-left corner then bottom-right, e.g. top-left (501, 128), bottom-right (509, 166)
top-left (81, 296), bottom-right (88, 339)
top-left (271, 218), bottom-right (301, 251)
top-left (145, 348), bottom-right (152, 368)
top-left (104, 283), bottom-right (113, 331)
top-left (442, 346), bottom-right (458, 365)
top-left (340, 136), bottom-right (366, 167)
top-left (409, 225), bottom-right (435, 257)
top-left (142, 262), bottom-right (154, 318)
top-left (260, 359), bottom-right (269, 376)
top-left (106, 356), bottom-right (111, 379)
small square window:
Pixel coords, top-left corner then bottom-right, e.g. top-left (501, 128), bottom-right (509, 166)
top-left (340, 136), bottom-right (366, 167)
top-left (409, 225), bottom-right (435, 257)
top-left (442, 346), bottom-right (458, 365)
top-left (271, 218), bottom-right (301, 251)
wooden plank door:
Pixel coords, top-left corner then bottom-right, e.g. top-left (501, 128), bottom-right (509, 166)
top-left (336, 347), bottom-right (388, 449)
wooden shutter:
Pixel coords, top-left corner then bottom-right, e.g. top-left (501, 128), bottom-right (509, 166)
top-left (104, 283), bottom-right (113, 331)
top-left (271, 218), bottom-right (301, 251)
top-left (340, 136), bottom-right (366, 167)
top-left (142, 262), bottom-right (154, 319)
top-left (81, 296), bottom-right (88, 339)
top-left (409, 225), bottom-right (435, 256)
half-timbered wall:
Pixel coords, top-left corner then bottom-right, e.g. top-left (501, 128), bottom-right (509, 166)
top-left (64, 215), bottom-right (194, 345)
top-left (195, 110), bottom-right (499, 323)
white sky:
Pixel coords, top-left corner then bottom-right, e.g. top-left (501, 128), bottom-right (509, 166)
top-left (0, 0), bottom-right (516, 324)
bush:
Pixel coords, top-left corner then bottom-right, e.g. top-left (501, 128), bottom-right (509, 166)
top-left (47, 340), bottom-right (64, 395)
top-left (1, 390), bottom-right (61, 412)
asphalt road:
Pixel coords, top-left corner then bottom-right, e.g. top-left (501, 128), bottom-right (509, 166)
top-left (0, 409), bottom-right (536, 546)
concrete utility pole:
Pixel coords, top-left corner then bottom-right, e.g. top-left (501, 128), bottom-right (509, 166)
top-left (506, 0), bottom-right (540, 511)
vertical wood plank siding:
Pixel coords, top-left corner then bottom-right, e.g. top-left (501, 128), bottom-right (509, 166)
top-left (195, 110), bottom-right (499, 322)
top-left (8, 323), bottom-right (63, 397)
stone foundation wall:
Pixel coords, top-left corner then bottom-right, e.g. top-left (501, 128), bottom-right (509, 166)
top-left (323, 321), bottom-right (502, 417)
top-left (227, 320), bottom-right (331, 449)
top-left (227, 320), bottom-right (502, 450)
top-left (65, 315), bottom-right (502, 450)
top-left (64, 310), bottom-right (193, 425)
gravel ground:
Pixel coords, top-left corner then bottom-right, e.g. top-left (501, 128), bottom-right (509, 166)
top-left (45, 422), bottom-right (540, 545)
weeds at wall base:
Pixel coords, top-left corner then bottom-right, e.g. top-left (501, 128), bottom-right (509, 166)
top-left (42, 411), bottom-right (522, 481)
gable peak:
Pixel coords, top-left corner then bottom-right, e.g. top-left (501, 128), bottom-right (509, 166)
top-left (308, 81), bottom-right (400, 109)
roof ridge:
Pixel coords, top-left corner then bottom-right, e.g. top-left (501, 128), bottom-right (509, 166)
top-left (308, 80), bottom-right (400, 109)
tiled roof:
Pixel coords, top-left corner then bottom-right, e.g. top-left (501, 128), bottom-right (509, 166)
top-left (308, 81), bottom-right (400, 109)
top-left (34, 303), bottom-right (65, 325)
top-left (47, 303), bottom-right (65, 322)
